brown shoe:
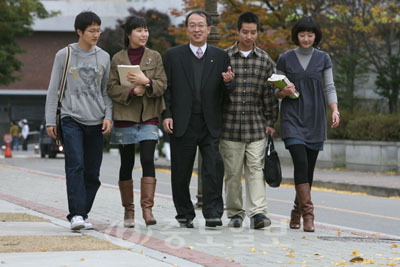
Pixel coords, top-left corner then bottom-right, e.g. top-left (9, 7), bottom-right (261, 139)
top-left (119, 179), bottom-right (135, 228)
top-left (289, 195), bottom-right (301, 229)
top-left (141, 177), bottom-right (157, 226)
top-left (295, 183), bottom-right (315, 232)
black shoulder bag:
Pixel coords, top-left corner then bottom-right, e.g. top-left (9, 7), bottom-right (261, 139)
top-left (263, 136), bottom-right (282, 187)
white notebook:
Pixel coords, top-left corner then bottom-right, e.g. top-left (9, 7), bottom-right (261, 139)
top-left (117, 65), bottom-right (141, 87)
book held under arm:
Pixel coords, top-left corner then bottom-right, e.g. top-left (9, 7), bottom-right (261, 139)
top-left (117, 65), bottom-right (141, 87)
top-left (268, 74), bottom-right (300, 99)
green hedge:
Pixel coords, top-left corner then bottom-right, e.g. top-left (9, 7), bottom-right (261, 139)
top-left (275, 111), bottom-right (400, 141)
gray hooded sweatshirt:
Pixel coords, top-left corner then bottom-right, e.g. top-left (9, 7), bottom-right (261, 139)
top-left (45, 43), bottom-right (112, 126)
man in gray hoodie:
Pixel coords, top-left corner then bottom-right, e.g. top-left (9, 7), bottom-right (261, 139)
top-left (45, 11), bottom-right (112, 231)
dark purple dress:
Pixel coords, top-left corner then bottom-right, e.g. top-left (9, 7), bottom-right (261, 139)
top-left (276, 49), bottom-right (332, 147)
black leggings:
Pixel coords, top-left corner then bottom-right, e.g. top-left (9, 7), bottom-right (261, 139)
top-left (288, 144), bottom-right (319, 186)
top-left (118, 140), bottom-right (157, 181)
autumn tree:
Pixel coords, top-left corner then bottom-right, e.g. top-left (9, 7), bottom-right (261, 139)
top-left (322, 1), bottom-right (370, 112)
top-left (358, 0), bottom-right (400, 113)
top-left (99, 8), bottom-right (176, 58)
top-left (0, 0), bottom-right (55, 85)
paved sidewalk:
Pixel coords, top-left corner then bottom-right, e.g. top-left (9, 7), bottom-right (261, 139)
top-left (154, 156), bottom-right (400, 198)
top-left (0, 160), bottom-right (400, 267)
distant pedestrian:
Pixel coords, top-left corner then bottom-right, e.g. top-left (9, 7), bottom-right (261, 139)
top-left (10, 121), bottom-right (20, 151)
top-left (276, 16), bottom-right (340, 232)
top-left (45, 11), bottom-right (112, 231)
top-left (18, 119), bottom-right (29, 151)
top-left (221, 12), bottom-right (279, 229)
top-left (108, 15), bottom-right (167, 228)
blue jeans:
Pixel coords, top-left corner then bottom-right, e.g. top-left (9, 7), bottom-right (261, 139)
top-left (61, 117), bottom-right (103, 221)
top-left (11, 137), bottom-right (19, 150)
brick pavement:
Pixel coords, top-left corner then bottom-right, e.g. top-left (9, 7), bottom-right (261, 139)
top-left (1, 163), bottom-right (400, 266)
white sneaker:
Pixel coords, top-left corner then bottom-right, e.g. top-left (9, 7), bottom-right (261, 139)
top-left (84, 219), bottom-right (94, 230)
top-left (70, 215), bottom-right (85, 230)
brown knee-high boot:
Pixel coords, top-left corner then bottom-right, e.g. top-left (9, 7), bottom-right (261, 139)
top-left (118, 179), bottom-right (135, 228)
top-left (289, 195), bottom-right (301, 229)
top-left (295, 183), bottom-right (315, 232)
top-left (141, 177), bottom-right (157, 225)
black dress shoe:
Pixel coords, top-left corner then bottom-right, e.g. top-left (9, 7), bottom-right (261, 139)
top-left (228, 215), bottom-right (243, 228)
top-left (250, 213), bottom-right (271, 229)
top-left (179, 219), bottom-right (194, 228)
top-left (205, 218), bottom-right (223, 227)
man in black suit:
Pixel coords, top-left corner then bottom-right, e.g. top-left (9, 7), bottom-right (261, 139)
top-left (163, 10), bottom-right (235, 228)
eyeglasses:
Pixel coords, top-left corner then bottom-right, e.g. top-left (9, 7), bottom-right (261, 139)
top-left (86, 29), bottom-right (102, 34)
top-left (188, 23), bottom-right (207, 30)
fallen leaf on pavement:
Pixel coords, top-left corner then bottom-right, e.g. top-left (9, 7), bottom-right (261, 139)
top-left (250, 248), bottom-right (256, 252)
top-left (80, 258), bottom-right (85, 262)
top-left (349, 256), bottom-right (363, 263)
top-left (352, 249), bottom-right (358, 256)
top-left (362, 258), bottom-right (375, 264)
top-left (393, 244), bottom-right (398, 248)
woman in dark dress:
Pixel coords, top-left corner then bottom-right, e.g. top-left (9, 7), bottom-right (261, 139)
top-left (275, 17), bottom-right (340, 232)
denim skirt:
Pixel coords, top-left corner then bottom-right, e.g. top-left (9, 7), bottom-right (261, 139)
top-left (110, 124), bottom-right (159, 145)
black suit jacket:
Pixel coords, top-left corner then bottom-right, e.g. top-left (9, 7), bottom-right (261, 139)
top-left (162, 44), bottom-right (234, 138)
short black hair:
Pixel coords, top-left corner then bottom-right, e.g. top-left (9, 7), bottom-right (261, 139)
top-left (237, 12), bottom-right (260, 31)
top-left (185, 10), bottom-right (212, 27)
top-left (291, 16), bottom-right (322, 47)
top-left (74, 11), bottom-right (101, 35)
top-left (123, 15), bottom-right (148, 48)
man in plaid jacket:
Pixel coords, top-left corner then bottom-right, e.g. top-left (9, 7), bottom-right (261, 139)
top-left (221, 12), bottom-right (279, 229)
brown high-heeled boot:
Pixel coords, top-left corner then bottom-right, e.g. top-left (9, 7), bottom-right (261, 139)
top-left (289, 195), bottom-right (301, 229)
top-left (295, 183), bottom-right (315, 232)
top-left (118, 179), bottom-right (135, 228)
top-left (140, 177), bottom-right (157, 225)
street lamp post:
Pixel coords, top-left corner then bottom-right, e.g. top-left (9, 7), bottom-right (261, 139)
top-left (196, 0), bottom-right (220, 208)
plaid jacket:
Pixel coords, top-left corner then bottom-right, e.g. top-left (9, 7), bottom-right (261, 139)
top-left (222, 42), bottom-right (279, 142)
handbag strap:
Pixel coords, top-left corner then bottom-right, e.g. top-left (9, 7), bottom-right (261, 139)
top-left (267, 135), bottom-right (275, 156)
top-left (57, 46), bottom-right (71, 104)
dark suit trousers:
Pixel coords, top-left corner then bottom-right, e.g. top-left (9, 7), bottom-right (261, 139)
top-left (170, 113), bottom-right (224, 222)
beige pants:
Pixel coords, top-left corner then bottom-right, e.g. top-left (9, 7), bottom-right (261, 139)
top-left (220, 138), bottom-right (267, 218)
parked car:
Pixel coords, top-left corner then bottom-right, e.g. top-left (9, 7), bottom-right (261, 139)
top-left (39, 119), bottom-right (64, 158)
